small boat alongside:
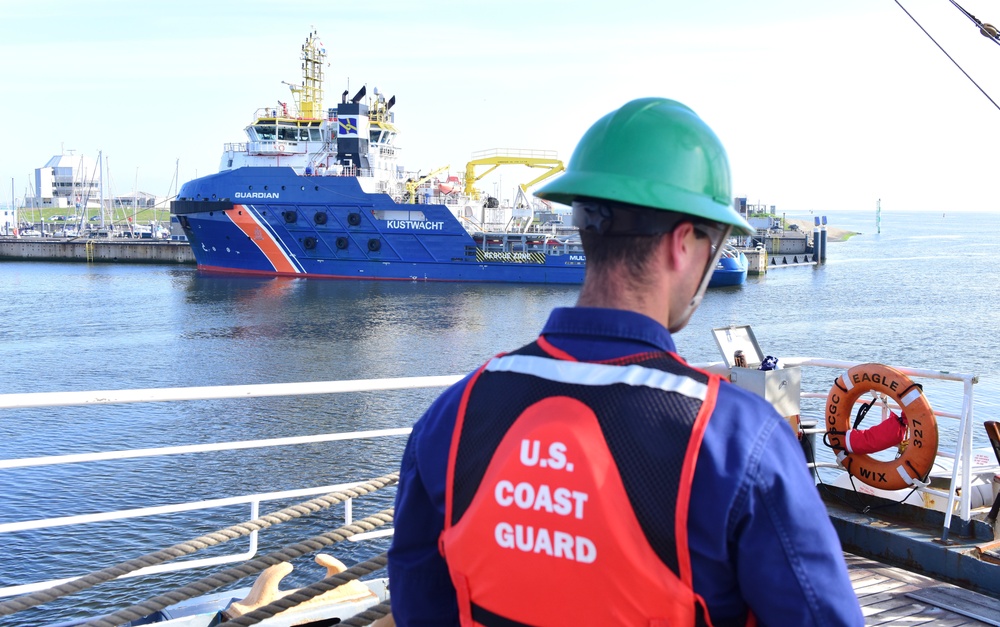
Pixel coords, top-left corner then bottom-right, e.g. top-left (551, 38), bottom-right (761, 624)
top-left (707, 243), bottom-right (748, 287)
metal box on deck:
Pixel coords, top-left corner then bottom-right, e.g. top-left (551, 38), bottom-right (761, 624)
top-left (712, 325), bottom-right (801, 417)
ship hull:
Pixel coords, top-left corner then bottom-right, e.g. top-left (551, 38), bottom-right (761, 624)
top-left (173, 168), bottom-right (587, 284)
top-left (707, 251), bottom-right (748, 287)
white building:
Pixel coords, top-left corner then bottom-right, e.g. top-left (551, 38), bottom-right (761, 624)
top-left (30, 154), bottom-right (102, 209)
top-left (1, 207), bottom-right (15, 235)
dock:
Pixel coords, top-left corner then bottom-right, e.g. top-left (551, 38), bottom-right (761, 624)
top-left (848, 552), bottom-right (1000, 625)
top-left (0, 236), bottom-right (194, 264)
top-left (741, 247), bottom-right (818, 276)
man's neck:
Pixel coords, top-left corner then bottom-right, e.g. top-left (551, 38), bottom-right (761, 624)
top-left (575, 270), bottom-right (671, 329)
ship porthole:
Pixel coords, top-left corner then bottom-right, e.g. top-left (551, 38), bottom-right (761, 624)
top-left (303, 237), bottom-right (317, 250)
top-left (283, 211), bottom-right (297, 223)
top-left (314, 211), bottom-right (328, 225)
top-left (336, 237), bottom-right (348, 250)
top-left (368, 238), bottom-right (381, 252)
top-left (347, 212), bottom-right (362, 227)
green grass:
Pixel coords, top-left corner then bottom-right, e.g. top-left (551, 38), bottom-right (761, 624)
top-left (17, 206), bottom-right (170, 225)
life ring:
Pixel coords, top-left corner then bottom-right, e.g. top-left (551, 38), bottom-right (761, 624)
top-left (277, 143), bottom-right (286, 152)
top-left (825, 363), bottom-right (938, 491)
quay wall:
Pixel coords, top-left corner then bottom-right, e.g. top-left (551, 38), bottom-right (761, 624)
top-left (0, 238), bottom-right (195, 264)
top-left (2, 238), bottom-right (816, 272)
top-left (744, 249), bottom-right (767, 275)
top-left (741, 248), bottom-right (816, 275)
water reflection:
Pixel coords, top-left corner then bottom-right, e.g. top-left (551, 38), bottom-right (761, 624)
top-left (2, 210), bottom-right (999, 626)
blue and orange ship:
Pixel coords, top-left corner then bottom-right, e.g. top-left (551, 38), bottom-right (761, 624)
top-left (171, 31), bottom-right (585, 284)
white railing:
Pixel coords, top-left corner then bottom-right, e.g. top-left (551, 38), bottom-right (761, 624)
top-left (0, 361), bottom-right (992, 600)
top-left (776, 357), bottom-right (992, 541)
top-left (0, 375), bottom-right (462, 600)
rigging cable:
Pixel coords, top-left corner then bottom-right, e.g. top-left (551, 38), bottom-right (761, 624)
top-left (947, 0), bottom-right (1000, 45)
top-left (892, 0), bottom-right (1000, 113)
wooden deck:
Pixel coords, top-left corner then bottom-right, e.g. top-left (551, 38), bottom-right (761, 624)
top-left (847, 553), bottom-right (1000, 626)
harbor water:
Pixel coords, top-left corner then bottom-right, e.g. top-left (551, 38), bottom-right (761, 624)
top-left (1, 208), bottom-right (999, 625)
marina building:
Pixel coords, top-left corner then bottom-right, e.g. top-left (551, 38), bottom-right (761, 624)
top-left (29, 154), bottom-right (102, 209)
top-left (1, 207), bottom-right (14, 235)
top-left (25, 152), bottom-right (167, 214)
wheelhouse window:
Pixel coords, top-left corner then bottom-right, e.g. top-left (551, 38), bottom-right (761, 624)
top-left (254, 125), bottom-right (276, 141)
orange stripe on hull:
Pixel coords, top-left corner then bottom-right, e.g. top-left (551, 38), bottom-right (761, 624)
top-left (225, 205), bottom-right (299, 274)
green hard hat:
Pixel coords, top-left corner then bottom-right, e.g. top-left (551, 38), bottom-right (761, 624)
top-left (536, 98), bottom-right (753, 235)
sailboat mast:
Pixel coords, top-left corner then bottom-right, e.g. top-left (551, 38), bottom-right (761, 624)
top-left (133, 166), bottom-right (139, 232)
top-left (98, 151), bottom-right (104, 229)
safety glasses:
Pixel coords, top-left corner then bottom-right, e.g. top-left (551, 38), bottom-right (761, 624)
top-left (670, 221), bottom-right (733, 333)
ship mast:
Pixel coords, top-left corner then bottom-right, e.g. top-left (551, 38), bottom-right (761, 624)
top-left (290, 30), bottom-right (325, 119)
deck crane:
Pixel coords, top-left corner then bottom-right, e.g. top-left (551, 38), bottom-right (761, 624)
top-left (462, 150), bottom-right (565, 204)
top-left (461, 150), bottom-right (566, 233)
top-left (403, 165), bottom-right (450, 204)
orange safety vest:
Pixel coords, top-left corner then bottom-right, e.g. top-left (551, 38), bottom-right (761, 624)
top-left (439, 340), bottom-right (720, 626)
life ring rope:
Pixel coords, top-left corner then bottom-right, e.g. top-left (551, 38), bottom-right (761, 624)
top-left (825, 363), bottom-right (938, 491)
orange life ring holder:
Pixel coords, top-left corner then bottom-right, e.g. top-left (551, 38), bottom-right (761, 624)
top-left (825, 363), bottom-right (938, 491)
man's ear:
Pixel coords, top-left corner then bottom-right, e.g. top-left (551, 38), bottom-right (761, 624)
top-left (663, 222), bottom-right (696, 271)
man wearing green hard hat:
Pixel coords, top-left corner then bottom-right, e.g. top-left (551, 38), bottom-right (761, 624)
top-left (389, 98), bottom-right (863, 626)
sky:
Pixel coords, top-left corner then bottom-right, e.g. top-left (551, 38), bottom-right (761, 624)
top-left (2, 0), bottom-right (999, 213)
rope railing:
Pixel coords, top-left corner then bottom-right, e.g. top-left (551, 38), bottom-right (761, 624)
top-left (79, 509), bottom-right (394, 627)
top-left (342, 600), bottom-right (394, 627)
top-left (0, 474), bottom-right (397, 620)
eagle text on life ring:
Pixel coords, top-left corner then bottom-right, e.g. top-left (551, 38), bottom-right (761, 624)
top-left (825, 363), bottom-right (938, 491)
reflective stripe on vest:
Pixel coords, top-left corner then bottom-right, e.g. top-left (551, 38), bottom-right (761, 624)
top-left (440, 343), bottom-right (720, 626)
top-left (484, 353), bottom-right (710, 401)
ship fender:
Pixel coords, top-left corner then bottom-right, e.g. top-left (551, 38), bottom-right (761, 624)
top-left (347, 212), bottom-right (362, 227)
top-left (825, 363), bottom-right (938, 491)
top-left (314, 211), bottom-right (328, 225)
top-left (367, 238), bottom-right (381, 252)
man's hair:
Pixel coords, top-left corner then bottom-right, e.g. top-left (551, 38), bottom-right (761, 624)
top-left (580, 230), bottom-right (665, 283)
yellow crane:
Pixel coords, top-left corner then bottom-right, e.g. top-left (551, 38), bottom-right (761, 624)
top-left (404, 165), bottom-right (451, 204)
top-left (463, 150), bottom-right (564, 201)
